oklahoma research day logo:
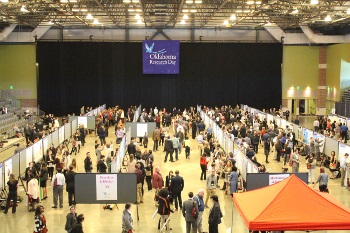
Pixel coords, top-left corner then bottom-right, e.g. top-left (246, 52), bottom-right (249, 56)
top-left (145, 42), bottom-right (177, 65)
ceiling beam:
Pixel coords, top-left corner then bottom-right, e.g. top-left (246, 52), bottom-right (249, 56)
top-left (200, 0), bottom-right (229, 28)
top-left (168, 0), bottom-right (185, 28)
top-left (94, 0), bottom-right (118, 25)
top-left (139, 0), bottom-right (148, 28)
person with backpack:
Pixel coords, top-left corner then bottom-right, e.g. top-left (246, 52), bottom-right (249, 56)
top-left (193, 189), bottom-right (205, 233)
top-left (182, 192), bottom-right (199, 233)
top-left (157, 188), bottom-right (174, 231)
top-left (69, 214), bottom-right (84, 233)
top-left (208, 195), bottom-right (222, 233)
top-left (65, 206), bottom-right (77, 232)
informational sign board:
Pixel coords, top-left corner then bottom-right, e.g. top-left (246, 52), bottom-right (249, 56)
top-left (338, 142), bottom-right (350, 160)
top-left (59, 126), bottom-right (64, 144)
top-left (313, 132), bottom-right (325, 153)
top-left (4, 158), bottom-right (13, 184)
top-left (96, 174), bottom-right (118, 201)
top-left (246, 173), bottom-right (308, 191)
top-left (33, 141), bottom-right (43, 162)
top-left (269, 174), bottom-right (290, 185)
top-left (302, 128), bottom-right (313, 145)
top-left (137, 123), bottom-right (148, 137)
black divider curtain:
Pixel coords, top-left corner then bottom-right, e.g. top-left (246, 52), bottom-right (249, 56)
top-left (37, 42), bottom-right (282, 115)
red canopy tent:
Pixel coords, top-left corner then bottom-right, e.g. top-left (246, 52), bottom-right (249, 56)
top-left (233, 174), bottom-right (350, 231)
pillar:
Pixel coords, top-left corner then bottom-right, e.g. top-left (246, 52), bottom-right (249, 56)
top-left (317, 46), bottom-right (327, 115)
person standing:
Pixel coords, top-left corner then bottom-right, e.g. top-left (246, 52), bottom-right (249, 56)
top-left (290, 149), bottom-right (300, 172)
top-left (170, 170), bottom-right (184, 211)
top-left (208, 195), bottom-right (222, 233)
top-left (193, 189), bottom-right (205, 233)
top-left (97, 155), bottom-right (107, 173)
top-left (340, 153), bottom-right (349, 188)
top-left (313, 118), bottom-right (320, 132)
top-left (152, 127), bottom-right (160, 151)
top-left (306, 153), bottom-right (317, 184)
top-left (314, 167), bottom-right (329, 192)
top-left (264, 138), bottom-right (270, 163)
top-left (69, 214), bottom-right (84, 233)
top-left (24, 123), bottom-right (32, 144)
top-left (157, 188), bottom-right (174, 231)
top-left (143, 132), bottom-right (148, 148)
top-left (341, 123), bottom-right (349, 143)
top-left (164, 135), bottom-right (174, 163)
top-left (205, 170), bottom-right (218, 208)
top-left (177, 129), bottom-right (185, 154)
top-left (52, 168), bottom-right (65, 208)
top-left (84, 152), bottom-right (92, 173)
top-left (65, 165), bottom-right (76, 206)
top-left (34, 205), bottom-right (48, 233)
top-left (152, 166), bottom-right (163, 205)
top-left (39, 163), bottom-right (48, 200)
top-left (229, 167), bottom-right (239, 197)
top-left (171, 134), bottom-right (180, 161)
top-left (182, 192), bottom-right (198, 233)
top-left (27, 174), bottom-right (39, 212)
top-left (3, 173), bottom-right (18, 214)
top-left (184, 136), bottom-right (192, 159)
top-left (200, 153), bottom-right (207, 180)
top-left (65, 206), bottom-right (77, 233)
top-left (135, 164), bottom-right (144, 204)
top-left (122, 203), bottom-right (134, 233)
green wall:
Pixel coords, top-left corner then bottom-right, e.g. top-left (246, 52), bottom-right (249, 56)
top-left (0, 45), bottom-right (37, 99)
top-left (282, 46), bottom-right (319, 99)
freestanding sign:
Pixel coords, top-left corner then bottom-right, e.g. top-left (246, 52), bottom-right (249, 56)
top-left (142, 40), bottom-right (180, 74)
top-left (96, 174), bottom-right (118, 201)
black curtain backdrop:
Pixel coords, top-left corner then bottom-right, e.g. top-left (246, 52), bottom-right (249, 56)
top-left (37, 42), bottom-right (282, 115)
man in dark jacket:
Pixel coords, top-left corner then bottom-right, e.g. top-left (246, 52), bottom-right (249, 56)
top-left (65, 165), bottom-right (76, 206)
top-left (208, 195), bottom-right (222, 233)
top-left (157, 188), bottom-right (174, 231)
top-left (170, 170), bottom-right (184, 210)
top-left (164, 136), bottom-right (174, 163)
top-left (84, 152), bottom-right (92, 173)
top-left (127, 138), bottom-right (136, 155)
top-left (135, 164), bottom-right (144, 204)
top-left (97, 155), bottom-right (107, 173)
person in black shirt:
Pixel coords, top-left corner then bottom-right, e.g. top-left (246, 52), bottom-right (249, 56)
top-left (4, 173), bottom-right (18, 214)
top-left (98, 155), bottom-right (107, 173)
top-left (65, 165), bottom-right (76, 206)
top-left (40, 163), bottom-right (49, 200)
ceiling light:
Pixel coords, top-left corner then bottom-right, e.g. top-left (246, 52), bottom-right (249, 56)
top-left (291, 8), bottom-right (298, 14)
top-left (135, 9), bottom-right (142, 12)
top-left (243, 9), bottom-right (250, 13)
top-left (180, 20), bottom-right (186, 24)
top-left (230, 14), bottom-right (236, 20)
top-left (93, 19), bottom-right (99, 24)
top-left (347, 9), bottom-right (350, 15)
top-left (60, 0), bottom-right (68, 2)
top-left (86, 13), bottom-right (93, 19)
top-left (223, 20), bottom-right (229, 25)
top-left (256, 1), bottom-right (261, 4)
top-left (20, 6), bottom-right (29, 12)
top-left (128, 9), bottom-right (135, 12)
top-left (247, 0), bottom-right (254, 4)
top-left (131, 0), bottom-right (139, 2)
top-left (186, 0), bottom-right (193, 3)
top-left (183, 14), bottom-right (189, 19)
top-left (325, 15), bottom-right (332, 22)
top-left (190, 9), bottom-right (197, 13)
top-left (70, 0), bottom-right (78, 2)
top-left (135, 14), bottom-right (141, 19)
top-left (182, 9), bottom-right (189, 13)
top-left (0, 0), bottom-right (9, 2)
top-left (310, 0), bottom-right (318, 4)
top-left (136, 19), bottom-right (143, 24)
top-left (236, 10), bottom-right (243, 13)
top-left (194, 0), bottom-right (202, 3)
top-left (49, 21), bottom-right (54, 25)
top-left (123, 0), bottom-right (131, 3)
top-left (72, 9), bottom-right (88, 12)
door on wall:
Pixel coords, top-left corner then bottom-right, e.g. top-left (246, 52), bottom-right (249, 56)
top-left (292, 99), bottom-right (295, 114)
top-left (299, 99), bottom-right (305, 114)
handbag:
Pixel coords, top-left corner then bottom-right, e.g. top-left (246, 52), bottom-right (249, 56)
top-left (289, 160), bottom-right (293, 167)
top-left (307, 163), bottom-right (311, 169)
top-left (53, 175), bottom-right (58, 187)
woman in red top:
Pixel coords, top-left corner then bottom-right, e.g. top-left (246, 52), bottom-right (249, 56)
top-left (200, 153), bottom-right (207, 180)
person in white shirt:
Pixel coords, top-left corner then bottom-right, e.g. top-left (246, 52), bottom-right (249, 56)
top-left (340, 153), bottom-right (349, 188)
top-left (52, 168), bottom-right (66, 208)
top-left (313, 118), bottom-right (320, 132)
top-left (154, 107), bottom-right (158, 116)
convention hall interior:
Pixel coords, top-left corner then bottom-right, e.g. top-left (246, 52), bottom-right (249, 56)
top-left (2, 0), bottom-right (350, 233)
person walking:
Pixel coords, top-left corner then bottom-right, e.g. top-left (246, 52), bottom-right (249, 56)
top-left (290, 148), bottom-right (300, 172)
top-left (164, 135), bottom-right (174, 163)
top-left (340, 153), bottom-right (349, 188)
top-left (65, 165), bottom-right (76, 206)
top-left (170, 170), bottom-right (184, 211)
top-left (65, 206), bottom-right (77, 233)
top-left (171, 134), bottom-right (180, 161)
top-left (69, 214), bottom-right (85, 233)
top-left (182, 192), bottom-right (199, 233)
top-left (229, 166), bottom-right (239, 197)
top-left (157, 188), bottom-right (174, 231)
top-left (122, 203), bottom-right (134, 233)
top-left (52, 168), bottom-right (65, 208)
top-left (200, 153), bottom-right (207, 180)
top-left (205, 170), bottom-right (218, 208)
top-left (264, 138), bottom-right (270, 163)
top-left (3, 173), bottom-right (18, 214)
top-left (208, 195), bottom-right (222, 233)
top-left (314, 167), bottom-right (329, 192)
top-left (152, 127), bottom-right (160, 151)
top-left (152, 166), bottom-right (163, 205)
top-left (193, 189), bottom-right (206, 233)
top-left (84, 152), bottom-right (92, 173)
top-left (34, 205), bottom-right (48, 233)
top-left (306, 153), bottom-right (317, 184)
top-left (184, 136), bottom-right (191, 159)
top-left (135, 164), bottom-right (144, 204)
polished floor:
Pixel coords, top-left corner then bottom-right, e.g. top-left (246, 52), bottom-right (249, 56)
top-left (1, 116), bottom-right (350, 233)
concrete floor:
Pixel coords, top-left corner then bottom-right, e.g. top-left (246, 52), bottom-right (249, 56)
top-left (1, 116), bottom-right (350, 233)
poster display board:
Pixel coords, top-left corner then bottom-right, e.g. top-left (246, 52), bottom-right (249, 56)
top-left (338, 142), bottom-right (350, 160)
top-left (12, 153), bottom-right (20, 178)
top-left (4, 158), bottom-right (13, 184)
top-left (96, 174), bottom-right (118, 201)
top-left (125, 122), bottom-right (156, 138)
top-left (246, 173), bottom-right (308, 191)
top-left (78, 117), bottom-right (87, 129)
top-left (33, 140), bottom-right (43, 162)
top-left (269, 174), bottom-right (290, 185)
top-left (72, 119), bottom-right (78, 134)
top-left (267, 114), bottom-right (273, 124)
top-left (42, 135), bottom-right (51, 155)
top-left (324, 137), bottom-right (339, 157)
top-left (281, 119), bottom-right (287, 129)
top-left (302, 128), bottom-right (313, 145)
top-left (136, 123), bottom-right (148, 137)
top-left (0, 162), bottom-right (2, 188)
top-left (58, 126), bottom-right (64, 144)
top-left (51, 130), bottom-right (59, 148)
top-left (64, 123), bottom-right (71, 140)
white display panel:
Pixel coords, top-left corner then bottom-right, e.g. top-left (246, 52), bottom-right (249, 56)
top-left (313, 132), bottom-right (325, 153)
top-left (52, 130), bottom-right (59, 148)
top-left (266, 114), bottom-right (273, 124)
top-left (281, 119), bottom-right (286, 129)
top-left (96, 174), bottom-right (118, 201)
top-left (42, 135), bottom-right (52, 155)
top-left (33, 141), bottom-right (43, 162)
top-left (302, 128), bottom-right (313, 145)
top-left (338, 143), bottom-right (350, 160)
top-left (136, 123), bottom-right (148, 137)
top-left (274, 117), bottom-right (281, 128)
top-left (71, 119), bottom-right (78, 134)
top-left (59, 126), bottom-right (65, 144)
top-left (78, 116), bottom-right (87, 128)
top-left (64, 123), bottom-right (71, 140)
top-left (0, 162), bottom-right (3, 188)
top-left (4, 158), bottom-right (13, 184)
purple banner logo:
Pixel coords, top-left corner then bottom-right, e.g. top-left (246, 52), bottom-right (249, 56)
top-left (142, 40), bottom-right (180, 74)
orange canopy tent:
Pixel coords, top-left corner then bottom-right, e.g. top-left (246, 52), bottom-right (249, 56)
top-left (233, 174), bottom-right (350, 231)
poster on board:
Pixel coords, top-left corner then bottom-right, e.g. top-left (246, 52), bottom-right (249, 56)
top-left (96, 174), bottom-right (118, 201)
top-left (269, 174), bottom-right (290, 185)
top-left (339, 143), bottom-right (350, 160)
top-left (302, 128), bottom-right (313, 145)
top-left (0, 162), bottom-right (2, 188)
top-left (59, 127), bottom-right (64, 144)
top-left (313, 132), bottom-right (325, 153)
top-left (33, 141), bottom-right (43, 162)
top-left (4, 158), bottom-right (13, 183)
top-left (136, 124), bottom-right (148, 137)
top-left (78, 117), bottom-right (87, 128)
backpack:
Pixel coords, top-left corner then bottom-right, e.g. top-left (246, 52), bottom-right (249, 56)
top-left (68, 223), bottom-right (80, 233)
top-left (191, 201), bottom-right (198, 219)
